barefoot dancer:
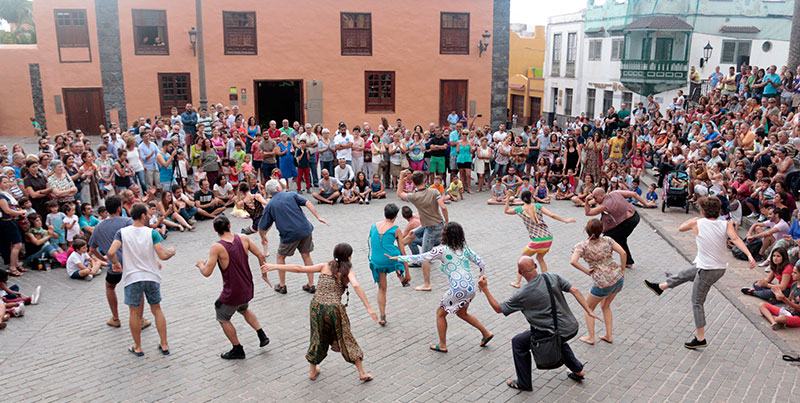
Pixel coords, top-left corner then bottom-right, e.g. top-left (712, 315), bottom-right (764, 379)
top-left (261, 243), bottom-right (378, 382)
top-left (644, 196), bottom-right (756, 349)
top-left (196, 216), bottom-right (271, 359)
top-left (389, 222), bottom-right (493, 352)
top-left (368, 203), bottom-right (410, 326)
top-left (506, 190), bottom-right (575, 288)
top-left (570, 219), bottom-right (626, 345)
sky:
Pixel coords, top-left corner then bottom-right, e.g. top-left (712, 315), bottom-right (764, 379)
top-left (511, 0), bottom-right (588, 27)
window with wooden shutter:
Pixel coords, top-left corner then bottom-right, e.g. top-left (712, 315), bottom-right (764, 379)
top-left (341, 12), bottom-right (371, 56)
top-left (365, 71), bottom-right (395, 113)
top-left (611, 38), bottom-right (623, 61)
top-left (223, 11), bottom-right (257, 55)
top-left (588, 40), bottom-right (602, 61)
top-left (55, 9), bottom-right (89, 48)
top-left (158, 73), bottom-right (192, 116)
top-left (132, 9), bottom-right (169, 55)
top-left (440, 12), bottom-right (469, 54)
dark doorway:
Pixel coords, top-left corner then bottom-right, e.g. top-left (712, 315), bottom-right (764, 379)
top-left (63, 88), bottom-right (105, 136)
top-left (439, 79), bottom-right (468, 126)
top-left (510, 94), bottom-right (524, 124)
top-left (529, 96), bottom-right (541, 125)
top-left (254, 80), bottom-right (303, 126)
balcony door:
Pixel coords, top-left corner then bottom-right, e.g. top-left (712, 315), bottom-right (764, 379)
top-left (654, 38), bottom-right (673, 61)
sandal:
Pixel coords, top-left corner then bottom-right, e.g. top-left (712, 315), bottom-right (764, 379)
top-left (128, 346), bottom-right (144, 357)
top-left (429, 343), bottom-right (448, 353)
top-left (359, 373), bottom-right (374, 382)
top-left (506, 379), bottom-right (532, 391)
top-left (302, 284), bottom-right (316, 294)
top-left (158, 344), bottom-right (170, 355)
top-left (782, 354), bottom-right (800, 362)
top-left (740, 288), bottom-right (756, 296)
top-left (379, 315), bottom-right (386, 327)
top-left (480, 334), bottom-right (494, 347)
top-left (9, 269), bottom-right (22, 277)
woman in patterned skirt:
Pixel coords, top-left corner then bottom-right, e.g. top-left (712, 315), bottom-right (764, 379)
top-left (506, 189), bottom-right (576, 288)
top-left (262, 243), bottom-right (378, 382)
top-left (388, 222), bottom-right (494, 353)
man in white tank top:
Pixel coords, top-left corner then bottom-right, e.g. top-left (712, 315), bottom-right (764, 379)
top-left (644, 196), bottom-right (755, 349)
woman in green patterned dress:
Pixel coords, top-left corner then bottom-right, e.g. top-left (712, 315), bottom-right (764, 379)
top-left (262, 243), bottom-right (378, 382)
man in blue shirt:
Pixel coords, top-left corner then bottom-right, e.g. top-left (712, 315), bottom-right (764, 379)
top-left (79, 203), bottom-right (100, 236)
top-left (447, 110), bottom-right (459, 126)
top-left (448, 122), bottom-right (462, 175)
top-left (258, 179), bottom-right (328, 294)
top-left (763, 65), bottom-right (781, 100)
top-left (180, 103), bottom-right (198, 135)
top-left (708, 66), bottom-right (723, 89)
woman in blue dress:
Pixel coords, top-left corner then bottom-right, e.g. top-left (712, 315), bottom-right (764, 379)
top-left (277, 133), bottom-right (297, 181)
top-left (368, 203), bottom-right (410, 326)
top-left (389, 222), bottom-right (493, 352)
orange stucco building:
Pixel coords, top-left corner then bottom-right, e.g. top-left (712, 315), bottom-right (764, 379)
top-left (0, 0), bottom-right (511, 137)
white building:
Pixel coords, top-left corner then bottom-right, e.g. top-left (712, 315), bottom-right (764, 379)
top-left (542, 0), bottom-right (793, 124)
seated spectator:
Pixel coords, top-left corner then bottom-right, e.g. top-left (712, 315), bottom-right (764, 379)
top-left (65, 238), bottom-right (101, 280)
top-left (487, 178), bottom-right (508, 205)
top-left (341, 180), bottom-right (358, 204)
top-left (742, 248), bottom-right (796, 303)
top-left (354, 172), bottom-right (372, 204)
top-left (533, 178), bottom-right (551, 204)
top-left (78, 203), bottom-right (100, 236)
top-left (334, 158), bottom-right (355, 183)
top-left (194, 178), bottom-right (226, 220)
top-left (555, 176), bottom-right (575, 200)
top-left (502, 167), bottom-right (522, 195)
top-left (745, 207), bottom-right (790, 259)
top-left (370, 174), bottom-right (386, 199)
top-left (213, 175), bottom-right (235, 207)
top-left (444, 176), bottom-right (463, 202)
top-left (758, 264), bottom-right (800, 329)
top-left (313, 169), bottom-right (341, 205)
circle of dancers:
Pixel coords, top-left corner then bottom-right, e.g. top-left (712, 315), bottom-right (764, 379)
top-left (94, 174), bottom-right (756, 389)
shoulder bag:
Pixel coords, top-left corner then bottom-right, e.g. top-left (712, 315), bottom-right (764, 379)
top-left (530, 273), bottom-right (564, 370)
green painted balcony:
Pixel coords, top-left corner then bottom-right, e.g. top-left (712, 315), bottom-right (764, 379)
top-left (620, 59), bottom-right (688, 95)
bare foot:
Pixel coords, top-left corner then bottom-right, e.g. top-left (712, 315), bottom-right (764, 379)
top-left (579, 336), bottom-right (595, 345)
top-left (509, 281), bottom-right (520, 288)
top-left (414, 285), bottom-right (432, 291)
top-left (599, 335), bottom-right (613, 344)
top-left (309, 365), bottom-right (320, 380)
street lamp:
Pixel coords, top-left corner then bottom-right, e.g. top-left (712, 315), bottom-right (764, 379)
top-left (188, 27), bottom-right (197, 56)
top-left (478, 30), bottom-right (491, 57)
top-left (699, 42), bottom-right (712, 68)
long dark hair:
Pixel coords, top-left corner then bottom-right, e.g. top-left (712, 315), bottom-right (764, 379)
top-left (330, 243), bottom-right (353, 287)
top-left (440, 222), bottom-right (466, 251)
top-left (769, 247), bottom-right (789, 277)
top-left (520, 190), bottom-right (532, 204)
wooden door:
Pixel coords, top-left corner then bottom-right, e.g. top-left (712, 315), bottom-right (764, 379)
top-left (529, 97), bottom-right (541, 125)
top-left (158, 73), bottom-right (192, 116)
top-left (63, 88), bottom-right (105, 136)
top-left (439, 80), bottom-right (468, 126)
top-left (511, 95), bottom-right (524, 123)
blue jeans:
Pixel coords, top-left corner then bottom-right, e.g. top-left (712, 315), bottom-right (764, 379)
top-left (413, 223), bottom-right (443, 254)
top-left (179, 206), bottom-right (197, 221)
top-left (133, 170), bottom-right (147, 191)
top-left (309, 154), bottom-right (319, 186)
top-left (25, 242), bottom-right (58, 264)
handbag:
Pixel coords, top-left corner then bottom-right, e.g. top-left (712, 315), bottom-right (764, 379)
top-left (530, 273), bottom-right (564, 370)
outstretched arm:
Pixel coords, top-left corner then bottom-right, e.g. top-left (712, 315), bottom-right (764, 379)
top-left (348, 271), bottom-right (378, 322)
top-left (464, 247), bottom-right (486, 277)
top-left (154, 243), bottom-right (176, 261)
top-left (477, 276), bottom-right (502, 313)
top-left (262, 262), bottom-right (326, 274)
top-left (541, 206), bottom-right (576, 223)
top-left (390, 245), bottom-right (444, 266)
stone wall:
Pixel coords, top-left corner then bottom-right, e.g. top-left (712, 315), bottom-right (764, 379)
top-left (491, 0), bottom-right (510, 128)
top-left (28, 63), bottom-right (46, 131)
top-left (95, 0), bottom-right (127, 129)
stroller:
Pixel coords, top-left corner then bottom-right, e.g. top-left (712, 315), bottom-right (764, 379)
top-left (662, 171), bottom-right (690, 213)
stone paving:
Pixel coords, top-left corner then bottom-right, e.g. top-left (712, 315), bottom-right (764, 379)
top-left (2, 184), bottom-right (799, 402)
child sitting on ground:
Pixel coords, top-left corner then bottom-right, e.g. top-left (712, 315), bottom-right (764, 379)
top-left (341, 180), bottom-right (359, 204)
top-left (487, 178), bottom-right (508, 205)
top-left (444, 176), bottom-right (464, 202)
top-left (555, 176), bottom-right (575, 200)
top-left (534, 178), bottom-right (551, 203)
top-left (147, 203), bottom-right (170, 237)
top-left (0, 269), bottom-right (40, 308)
top-left (429, 176), bottom-right (445, 196)
top-left (370, 174), bottom-right (386, 198)
top-left (66, 238), bottom-right (102, 281)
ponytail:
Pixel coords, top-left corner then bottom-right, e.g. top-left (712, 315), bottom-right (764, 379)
top-left (585, 218), bottom-right (603, 240)
top-left (329, 243), bottom-right (353, 288)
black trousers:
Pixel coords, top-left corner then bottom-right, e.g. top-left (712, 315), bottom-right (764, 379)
top-left (511, 329), bottom-right (583, 390)
top-left (603, 211), bottom-right (640, 265)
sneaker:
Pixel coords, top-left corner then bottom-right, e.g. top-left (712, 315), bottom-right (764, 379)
top-left (12, 303), bottom-right (25, 317)
top-left (85, 274), bottom-right (93, 281)
top-left (221, 346), bottom-right (246, 360)
top-left (31, 285), bottom-right (41, 305)
top-left (683, 337), bottom-right (707, 349)
top-left (765, 266), bottom-right (772, 273)
top-left (758, 215), bottom-right (767, 222)
top-left (107, 317), bottom-right (121, 328)
top-left (274, 284), bottom-right (287, 294)
top-left (758, 260), bottom-right (770, 267)
top-left (746, 213), bottom-right (759, 219)
top-left (644, 280), bottom-right (663, 296)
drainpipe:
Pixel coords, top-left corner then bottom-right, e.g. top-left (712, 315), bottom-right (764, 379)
top-left (195, 0), bottom-right (208, 110)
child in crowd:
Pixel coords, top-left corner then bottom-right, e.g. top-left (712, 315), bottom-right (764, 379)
top-left (45, 200), bottom-right (66, 248)
top-left (19, 197), bottom-right (34, 216)
top-left (370, 174), bottom-right (386, 199)
top-left (555, 176), bottom-right (575, 200)
top-left (444, 176), bottom-right (464, 202)
top-left (214, 175), bottom-right (235, 207)
top-left (295, 139), bottom-right (311, 193)
top-left (341, 180), bottom-right (358, 204)
top-left (62, 203), bottom-right (80, 246)
top-left (0, 269), bottom-right (41, 309)
top-left (487, 178), bottom-right (507, 205)
top-left (534, 177), bottom-right (551, 204)
top-left (97, 206), bottom-right (109, 221)
top-left (429, 176), bottom-right (444, 196)
top-left (646, 183), bottom-right (659, 208)
top-left (147, 203), bottom-right (169, 237)
top-left (65, 238), bottom-right (102, 281)
top-left (192, 165), bottom-right (207, 192)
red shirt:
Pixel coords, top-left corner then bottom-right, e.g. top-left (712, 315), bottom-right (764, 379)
top-left (267, 128), bottom-right (281, 139)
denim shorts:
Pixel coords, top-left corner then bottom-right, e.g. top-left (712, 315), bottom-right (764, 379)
top-left (124, 281), bottom-right (162, 306)
top-left (590, 277), bottom-right (624, 298)
top-left (413, 222), bottom-right (443, 253)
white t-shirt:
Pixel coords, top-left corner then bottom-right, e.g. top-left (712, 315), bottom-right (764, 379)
top-left (63, 215), bottom-right (81, 241)
top-left (66, 251), bottom-right (90, 276)
top-left (214, 182), bottom-right (234, 196)
top-left (334, 132), bottom-right (354, 161)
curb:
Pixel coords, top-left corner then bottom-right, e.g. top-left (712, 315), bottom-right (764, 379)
top-left (637, 208), bottom-right (799, 358)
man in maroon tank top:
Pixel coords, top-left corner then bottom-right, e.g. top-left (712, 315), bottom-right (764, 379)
top-left (196, 216), bottom-right (271, 359)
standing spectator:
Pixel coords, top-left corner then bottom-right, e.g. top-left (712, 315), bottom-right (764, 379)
top-left (181, 103), bottom-right (198, 145)
top-left (334, 122), bottom-right (354, 165)
top-left (23, 158), bottom-right (51, 218)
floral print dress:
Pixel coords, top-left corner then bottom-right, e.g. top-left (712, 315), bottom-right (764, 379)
top-left (573, 235), bottom-right (623, 288)
top-left (398, 245), bottom-right (485, 313)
